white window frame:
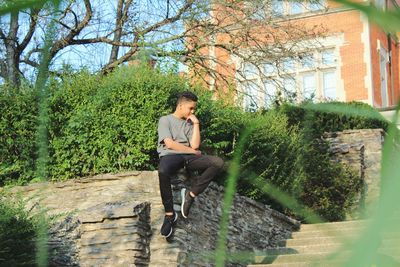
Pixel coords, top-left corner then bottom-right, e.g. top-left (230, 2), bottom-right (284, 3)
top-left (246, 0), bottom-right (326, 19)
top-left (234, 35), bottom-right (345, 110)
top-left (378, 46), bottom-right (389, 107)
top-left (239, 48), bottom-right (340, 109)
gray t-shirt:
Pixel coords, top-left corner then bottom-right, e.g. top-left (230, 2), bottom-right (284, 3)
top-left (157, 114), bottom-right (194, 157)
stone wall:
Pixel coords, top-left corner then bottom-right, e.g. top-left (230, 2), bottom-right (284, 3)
top-left (323, 129), bottom-right (384, 217)
top-left (6, 171), bottom-right (299, 267)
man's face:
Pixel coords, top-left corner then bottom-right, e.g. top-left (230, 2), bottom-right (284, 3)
top-left (178, 100), bottom-right (197, 119)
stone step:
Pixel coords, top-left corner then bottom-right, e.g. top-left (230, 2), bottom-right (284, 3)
top-left (300, 219), bottom-right (400, 232)
top-left (252, 249), bottom-right (400, 265)
top-left (248, 261), bottom-right (343, 267)
top-left (280, 233), bottom-right (400, 247)
top-left (268, 244), bottom-right (341, 255)
top-left (279, 235), bottom-right (359, 247)
top-left (252, 252), bottom-right (349, 264)
top-left (247, 220), bottom-right (400, 267)
top-left (261, 243), bottom-right (394, 255)
top-left (291, 228), bottom-right (363, 239)
top-left (299, 220), bottom-right (368, 232)
top-left (254, 245), bottom-right (400, 257)
top-left (291, 228), bottom-right (400, 239)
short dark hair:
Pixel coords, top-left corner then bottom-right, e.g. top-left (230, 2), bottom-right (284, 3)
top-left (176, 91), bottom-right (198, 105)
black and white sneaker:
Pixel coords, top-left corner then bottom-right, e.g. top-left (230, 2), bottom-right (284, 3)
top-left (181, 188), bottom-right (194, 219)
top-left (160, 212), bottom-right (178, 238)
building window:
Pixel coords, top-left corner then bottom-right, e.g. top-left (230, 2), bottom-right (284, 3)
top-left (247, 0), bottom-right (268, 20)
top-left (244, 63), bottom-right (258, 78)
top-left (246, 0), bottom-right (325, 19)
top-left (309, 0), bottom-right (325, 11)
top-left (379, 47), bottom-right (389, 107)
top-left (264, 79), bottom-right (278, 107)
top-left (323, 71), bottom-right (337, 100)
top-left (241, 48), bottom-right (339, 109)
top-left (283, 76), bottom-right (297, 99)
top-left (321, 49), bottom-right (335, 65)
top-left (303, 72), bottom-right (316, 99)
top-left (289, 1), bottom-right (304, 15)
top-left (263, 63), bottom-right (277, 75)
top-left (272, 0), bottom-right (285, 16)
top-left (282, 57), bottom-right (296, 72)
top-left (244, 82), bottom-right (259, 111)
top-left (301, 53), bottom-right (315, 69)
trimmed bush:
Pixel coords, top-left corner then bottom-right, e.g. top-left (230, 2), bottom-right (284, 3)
top-left (195, 90), bottom-right (247, 157)
top-left (279, 101), bottom-right (388, 138)
top-left (48, 70), bottom-right (100, 139)
top-left (231, 112), bottom-right (361, 221)
top-left (298, 141), bottom-right (361, 221)
top-left (237, 113), bottom-right (303, 199)
top-left (48, 66), bottom-right (186, 179)
top-left (0, 85), bottom-right (38, 186)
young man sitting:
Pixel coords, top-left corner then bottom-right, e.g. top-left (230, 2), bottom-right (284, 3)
top-left (157, 91), bottom-right (224, 238)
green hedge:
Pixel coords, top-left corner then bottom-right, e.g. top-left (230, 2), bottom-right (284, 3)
top-left (48, 66), bottom-right (186, 179)
top-left (237, 112), bottom-right (303, 198)
top-left (195, 91), bottom-right (246, 157)
top-left (0, 86), bottom-right (38, 185)
top-left (297, 141), bottom-right (361, 221)
top-left (196, 99), bottom-right (361, 221)
top-left (232, 113), bottom-right (360, 221)
top-left (279, 101), bottom-right (388, 139)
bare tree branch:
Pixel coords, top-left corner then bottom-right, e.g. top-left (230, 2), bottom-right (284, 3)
top-left (101, 41), bottom-right (139, 74)
top-left (69, 37), bottom-right (134, 46)
top-left (59, 1), bottom-right (75, 22)
top-left (50, 0), bottom-right (92, 58)
top-left (139, 0), bottom-right (195, 36)
top-left (24, 47), bottom-right (41, 61)
top-left (21, 58), bottom-right (39, 68)
top-left (18, 8), bottom-right (40, 52)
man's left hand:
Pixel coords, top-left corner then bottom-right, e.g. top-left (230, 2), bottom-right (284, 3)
top-left (187, 114), bottom-right (199, 124)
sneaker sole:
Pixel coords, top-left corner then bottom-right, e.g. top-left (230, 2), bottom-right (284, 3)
top-left (181, 188), bottom-right (188, 218)
top-left (164, 228), bottom-right (173, 238)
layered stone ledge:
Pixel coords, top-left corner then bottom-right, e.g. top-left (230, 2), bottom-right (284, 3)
top-left (5, 171), bottom-right (299, 266)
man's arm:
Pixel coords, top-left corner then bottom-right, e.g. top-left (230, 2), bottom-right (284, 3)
top-left (187, 114), bottom-right (201, 150)
top-left (190, 123), bottom-right (200, 150)
top-left (164, 138), bottom-right (200, 155)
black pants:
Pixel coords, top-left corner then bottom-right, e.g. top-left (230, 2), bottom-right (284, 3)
top-left (158, 154), bottom-right (224, 213)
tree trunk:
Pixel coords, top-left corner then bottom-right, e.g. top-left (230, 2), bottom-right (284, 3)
top-left (109, 0), bottom-right (124, 64)
top-left (5, 11), bottom-right (21, 88)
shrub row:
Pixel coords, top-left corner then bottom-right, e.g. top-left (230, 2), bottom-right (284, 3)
top-left (278, 101), bottom-right (388, 139)
top-left (48, 67), bottom-right (186, 179)
top-left (0, 86), bottom-right (38, 185)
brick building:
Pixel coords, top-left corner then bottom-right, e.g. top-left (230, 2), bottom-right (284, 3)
top-left (195, 0), bottom-right (400, 110)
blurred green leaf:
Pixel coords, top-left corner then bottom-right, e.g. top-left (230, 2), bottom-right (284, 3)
top-left (0, 0), bottom-right (49, 15)
top-left (335, 0), bottom-right (400, 33)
